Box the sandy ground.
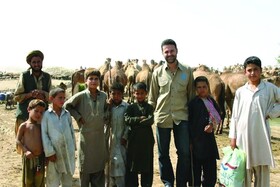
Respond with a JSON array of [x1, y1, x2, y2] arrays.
[[0, 79, 279, 186]]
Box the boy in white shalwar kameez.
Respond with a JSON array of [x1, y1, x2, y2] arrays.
[[42, 87, 76, 187], [229, 56, 280, 187], [106, 82, 129, 187]]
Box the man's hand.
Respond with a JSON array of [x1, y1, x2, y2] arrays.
[[31, 90, 46, 100]]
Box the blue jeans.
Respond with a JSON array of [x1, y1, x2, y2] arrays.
[[156, 121, 191, 187]]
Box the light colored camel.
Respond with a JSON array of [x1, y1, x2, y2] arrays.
[[220, 71, 248, 127], [71, 69, 85, 96], [103, 61, 127, 96]]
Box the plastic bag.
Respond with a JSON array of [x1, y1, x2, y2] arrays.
[[219, 146, 246, 187]]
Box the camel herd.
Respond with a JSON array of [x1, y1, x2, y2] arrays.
[[71, 59, 280, 134]]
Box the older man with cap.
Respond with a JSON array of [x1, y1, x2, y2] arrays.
[[14, 50, 52, 153]]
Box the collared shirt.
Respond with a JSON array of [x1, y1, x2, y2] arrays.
[[148, 61, 195, 128], [14, 69, 52, 103], [41, 107, 76, 174]]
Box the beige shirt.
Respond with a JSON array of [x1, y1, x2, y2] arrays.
[[14, 69, 52, 103], [148, 61, 195, 128]]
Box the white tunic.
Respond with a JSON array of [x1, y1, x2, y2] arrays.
[[229, 81, 280, 169], [41, 107, 76, 174], [109, 101, 129, 177]]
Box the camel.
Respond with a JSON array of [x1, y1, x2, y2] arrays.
[[263, 75, 280, 87], [103, 61, 127, 96], [193, 66, 226, 134], [136, 62, 152, 92], [99, 58, 112, 91], [152, 60, 164, 72], [71, 69, 85, 96], [149, 59, 157, 72], [220, 71, 248, 127], [125, 63, 139, 103]]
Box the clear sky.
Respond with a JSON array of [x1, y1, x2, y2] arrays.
[[0, 0, 280, 72]]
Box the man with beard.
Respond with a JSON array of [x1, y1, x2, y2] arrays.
[[148, 39, 195, 187], [14, 50, 52, 153]]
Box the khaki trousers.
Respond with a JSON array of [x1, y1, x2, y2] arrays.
[[245, 165, 270, 187]]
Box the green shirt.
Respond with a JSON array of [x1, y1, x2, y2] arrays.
[[148, 61, 195, 128], [64, 89, 109, 173]]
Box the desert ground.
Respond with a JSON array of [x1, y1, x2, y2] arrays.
[[0, 79, 279, 187]]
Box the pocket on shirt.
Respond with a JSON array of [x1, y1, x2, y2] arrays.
[[177, 79, 188, 92], [158, 77, 169, 94]]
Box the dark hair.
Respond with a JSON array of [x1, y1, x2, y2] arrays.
[[194, 76, 210, 88], [244, 56, 262, 69], [133, 82, 147, 92], [28, 99, 46, 110], [161, 39, 177, 51], [110, 82, 124, 93], [49, 87, 65, 98], [84, 68, 101, 79]]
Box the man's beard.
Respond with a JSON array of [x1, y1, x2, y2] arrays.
[[165, 55, 177, 64], [31, 67, 42, 73]]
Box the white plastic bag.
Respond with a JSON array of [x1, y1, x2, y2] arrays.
[[219, 146, 246, 187]]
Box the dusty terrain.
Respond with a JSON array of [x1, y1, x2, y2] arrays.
[[0, 79, 279, 186]]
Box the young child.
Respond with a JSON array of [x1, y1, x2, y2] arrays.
[[229, 56, 280, 187], [16, 99, 46, 187], [106, 82, 129, 187], [124, 82, 154, 187], [41, 87, 76, 187], [188, 76, 221, 187], [64, 68, 109, 187]]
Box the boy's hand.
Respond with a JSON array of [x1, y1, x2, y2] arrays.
[[47, 154, 57, 162], [79, 117, 85, 125], [140, 116, 146, 122], [204, 124, 213, 133], [230, 139, 237, 150], [121, 138, 127, 147], [107, 98, 113, 106], [25, 150, 34, 159]]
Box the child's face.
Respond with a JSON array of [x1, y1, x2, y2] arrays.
[[195, 81, 209, 98], [51, 92, 66, 108], [244, 63, 262, 84], [110, 90, 123, 105], [86, 75, 99, 89], [28, 105, 45, 123], [134, 89, 147, 103]]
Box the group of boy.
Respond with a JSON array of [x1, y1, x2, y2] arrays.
[[14, 50, 155, 187], [14, 38, 280, 187]]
